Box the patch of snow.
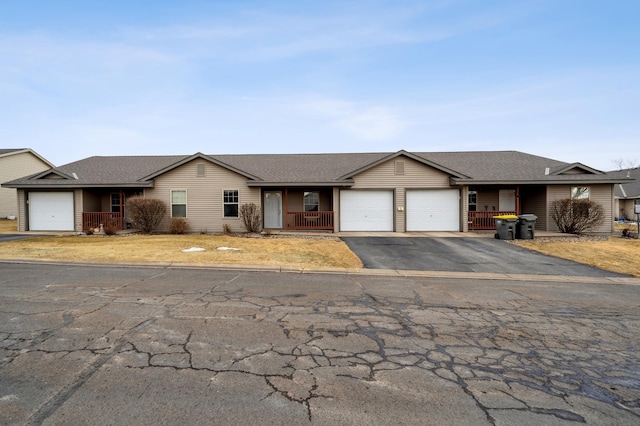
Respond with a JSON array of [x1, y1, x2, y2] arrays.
[[217, 246, 241, 251], [182, 247, 206, 253]]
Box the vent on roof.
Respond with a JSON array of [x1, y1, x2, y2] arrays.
[[395, 160, 405, 175], [72, 172, 78, 179], [544, 167, 550, 175]]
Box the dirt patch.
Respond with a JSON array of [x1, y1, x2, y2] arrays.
[[0, 233, 363, 269]]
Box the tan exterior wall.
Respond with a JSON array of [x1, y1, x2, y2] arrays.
[[145, 160, 260, 233], [476, 191, 500, 214], [0, 152, 52, 218], [618, 199, 638, 220], [17, 190, 26, 232], [520, 186, 547, 230], [341, 156, 454, 232], [546, 184, 614, 233], [74, 190, 82, 232]]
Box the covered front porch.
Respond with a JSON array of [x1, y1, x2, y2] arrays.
[[263, 188, 335, 231], [81, 189, 141, 231], [467, 185, 545, 230]]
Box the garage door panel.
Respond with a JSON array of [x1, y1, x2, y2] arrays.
[[407, 190, 459, 231], [29, 192, 74, 231], [340, 190, 393, 232]]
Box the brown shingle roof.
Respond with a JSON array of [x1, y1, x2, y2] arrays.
[[3, 150, 631, 188]]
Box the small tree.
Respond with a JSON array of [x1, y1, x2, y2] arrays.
[[239, 203, 262, 233], [125, 196, 167, 234], [550, 198, 605, 234]]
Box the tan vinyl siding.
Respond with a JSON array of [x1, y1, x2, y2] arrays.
[[0, 152, 52, 217], [476, 191, 500, 213], [145, 160, 260, 233], [520, 186, 547, 230], [17, 190, 26, 231], [347, 156, 454, 232], [546, 185, 614, 233], [74, 190, 82, 232]]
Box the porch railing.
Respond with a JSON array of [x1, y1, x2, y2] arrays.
[[468, 211, 517, 230], [82, 212, 123, 231], [286, 211, 334, 230]]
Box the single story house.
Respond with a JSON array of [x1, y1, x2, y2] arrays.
[[0, 148, 55, 219], [608, 167, 640, 221], [2, 150, 632, 234]]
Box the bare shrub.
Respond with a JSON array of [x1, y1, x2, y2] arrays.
[[550, 198, 605, 234], [239, 203, 262, 233], [222, 223, 232, 235], [169, 217, 189, 234], [103, 224, 118, 236], [125, 196, 167, 234]]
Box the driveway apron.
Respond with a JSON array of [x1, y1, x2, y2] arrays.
[[341, 237, 627, 277]]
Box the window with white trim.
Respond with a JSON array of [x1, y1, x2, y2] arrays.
[[171, 190, 187, 217], [571, 187, 589, 200], [223, 190, 239, 217], [304, 191, 319, 212]]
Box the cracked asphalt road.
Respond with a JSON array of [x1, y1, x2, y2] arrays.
[[1, 263, 639, 425]]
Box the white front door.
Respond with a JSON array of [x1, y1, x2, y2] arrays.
[[499, 189, 516, 211], [264, 191, 282, 228]]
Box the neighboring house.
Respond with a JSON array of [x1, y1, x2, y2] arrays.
[[0, 149, 54, 219], [2, 150, 632, 234], [608, 167, 640, 221]]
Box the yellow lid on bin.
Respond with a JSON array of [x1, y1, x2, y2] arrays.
[[493, 215, 518, 219]]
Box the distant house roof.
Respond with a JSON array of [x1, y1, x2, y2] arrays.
[[608, 167, 640, 199], [0, 148, 55, 168], [2, 150, 633, 189]]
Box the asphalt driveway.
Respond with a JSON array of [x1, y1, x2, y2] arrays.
[[341, 237, 627, 277]]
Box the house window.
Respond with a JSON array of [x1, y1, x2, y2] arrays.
[[196, 163, 205, 177], [468, 190, 477, 212], [223, 190, 239, 217], [571, 187, 590, 200], [171, 190, 187, 217], [111, 193, 123, 213], [304, 192, 319, 211]]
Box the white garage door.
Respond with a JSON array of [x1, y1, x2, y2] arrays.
[[29, 192, 74, 231], [406, 189, 460, 231], [340, 190, 394, 232]]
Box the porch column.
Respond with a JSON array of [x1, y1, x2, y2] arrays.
[[284, 188, 288, 230], [119, 190, 124, 229], [516, 186, 520, 215]]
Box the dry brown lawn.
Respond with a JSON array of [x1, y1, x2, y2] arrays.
[[514, 236, 640, 278], [0, 234, 363, 270], [0, 219, 17, 233]]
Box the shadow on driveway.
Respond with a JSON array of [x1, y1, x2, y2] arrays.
[[341, 237, 627, 277]]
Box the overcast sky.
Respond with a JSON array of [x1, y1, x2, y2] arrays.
[[1, 1, 638, 171]]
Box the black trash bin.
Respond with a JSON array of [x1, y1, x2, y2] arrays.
[[516, 214, 537, 239], [494, 215, 518, 240]]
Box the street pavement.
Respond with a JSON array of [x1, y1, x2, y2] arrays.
[[1, 262, 639, 425]]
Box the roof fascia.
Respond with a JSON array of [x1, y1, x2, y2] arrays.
[[2, 182, 155, 189], [338, 150, 468, 180], [0, 149, 55, 167], [550, 162, 603, 175], [30, 169, 75, 180], [247, 180, 354, 188], [140, 152, 262, 182], [451, 177, 634, 186]]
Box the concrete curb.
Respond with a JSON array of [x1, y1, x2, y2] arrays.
[[1, 258, 639, 285]]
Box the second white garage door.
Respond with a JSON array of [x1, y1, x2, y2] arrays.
[[406, 189, 460, 231], [340, 190, 394, 232], [29, 192, 75, 231]]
